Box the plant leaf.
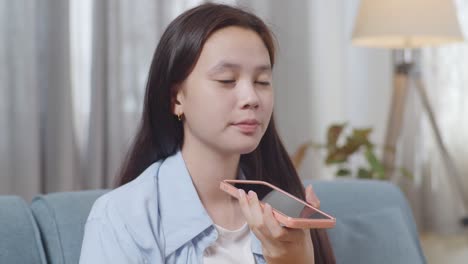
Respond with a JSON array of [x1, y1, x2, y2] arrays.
[[364, 146, 386, 179], [339, 128, 371, 155], [354, 128, 373, 147], [353, 128, 372, 141], [341, 137, 363, 155], [357, 168, 372, 179], [325, 149, 349, 164], [327, 124, 346, 149], [336, 168, 351, 176]]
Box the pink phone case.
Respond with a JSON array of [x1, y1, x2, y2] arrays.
[[220, 179, 336, 229]]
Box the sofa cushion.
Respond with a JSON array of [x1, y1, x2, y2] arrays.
[[0, 196, 46, 264], [327, 207, 423, 264], [31, 189, 108, 264], [307, 179, 426, 262]]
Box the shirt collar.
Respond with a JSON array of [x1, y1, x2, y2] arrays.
[[157, 150, 263, 257], [250, 231, 263, 256]]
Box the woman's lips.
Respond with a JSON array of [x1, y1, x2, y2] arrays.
[[235, 124, 258, 132], [232, 121, 259, 134]]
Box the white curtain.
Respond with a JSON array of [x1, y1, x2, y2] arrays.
[[420, 0, 468, 234], [0, 0, 204, 201], [0, 0, 42, 202], [0, 0, 74, 202]]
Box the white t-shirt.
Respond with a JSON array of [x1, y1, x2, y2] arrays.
[[203, 222, 257, 264]]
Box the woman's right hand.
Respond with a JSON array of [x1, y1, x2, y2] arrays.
[[237, 189, 315, 264]]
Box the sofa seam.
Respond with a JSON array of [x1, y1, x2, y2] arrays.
[[17, 198, 48, 264], [32, 196, 67, 264]]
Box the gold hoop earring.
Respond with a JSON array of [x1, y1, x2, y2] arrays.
[[177, 113, 183, 121]]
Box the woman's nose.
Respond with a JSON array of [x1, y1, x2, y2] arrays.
[[239, 81, 260, 110]]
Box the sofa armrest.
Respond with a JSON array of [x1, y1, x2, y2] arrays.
[[31, 190, 108, 264], [306, 179, 426, 263], [0, 196, 46, 264]]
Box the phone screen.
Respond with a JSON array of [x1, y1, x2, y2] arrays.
[[233, 183, 329, 219]]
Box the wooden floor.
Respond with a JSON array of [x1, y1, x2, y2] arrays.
[[420, 232, 468, 263]]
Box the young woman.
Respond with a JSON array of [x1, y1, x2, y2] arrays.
[[79, 3, 335, 264]]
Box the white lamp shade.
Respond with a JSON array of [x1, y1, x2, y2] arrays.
[[352, 0, 464, 48]]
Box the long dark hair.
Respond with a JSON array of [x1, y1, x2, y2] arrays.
[[116, 3, 335, 263]]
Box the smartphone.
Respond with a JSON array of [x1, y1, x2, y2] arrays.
[[220, 179, 336, 229]]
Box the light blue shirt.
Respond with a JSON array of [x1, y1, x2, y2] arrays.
[[79, 150, 265, 264]]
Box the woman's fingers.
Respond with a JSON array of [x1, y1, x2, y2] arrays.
[[263, 203, 306, 242], [238, 189, 253, 220], [247, 191, 263, 223], [237, 190, 272, 244], [305, 184, 320, 208], [238, 190, 267, 231], [263, 203, 287, 239], [238, 189, 307, 246], [239, 190, 280, 239], [238, 189, 314, 262], [247, 191, 273, 236]]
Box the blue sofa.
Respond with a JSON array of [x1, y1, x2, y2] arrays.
[[0, 180, 426, 263]]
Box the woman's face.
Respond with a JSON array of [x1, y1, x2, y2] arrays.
[[174, 26, 274, 155]]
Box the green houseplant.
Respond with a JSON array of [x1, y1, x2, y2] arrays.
[[292, 123, 412, 180]]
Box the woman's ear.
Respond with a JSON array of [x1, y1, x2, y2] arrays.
[[171, 85, 184, 116]]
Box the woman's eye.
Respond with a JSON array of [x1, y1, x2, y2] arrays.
[[256, 81, 271, 86], [217, 80, 236, 84]]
